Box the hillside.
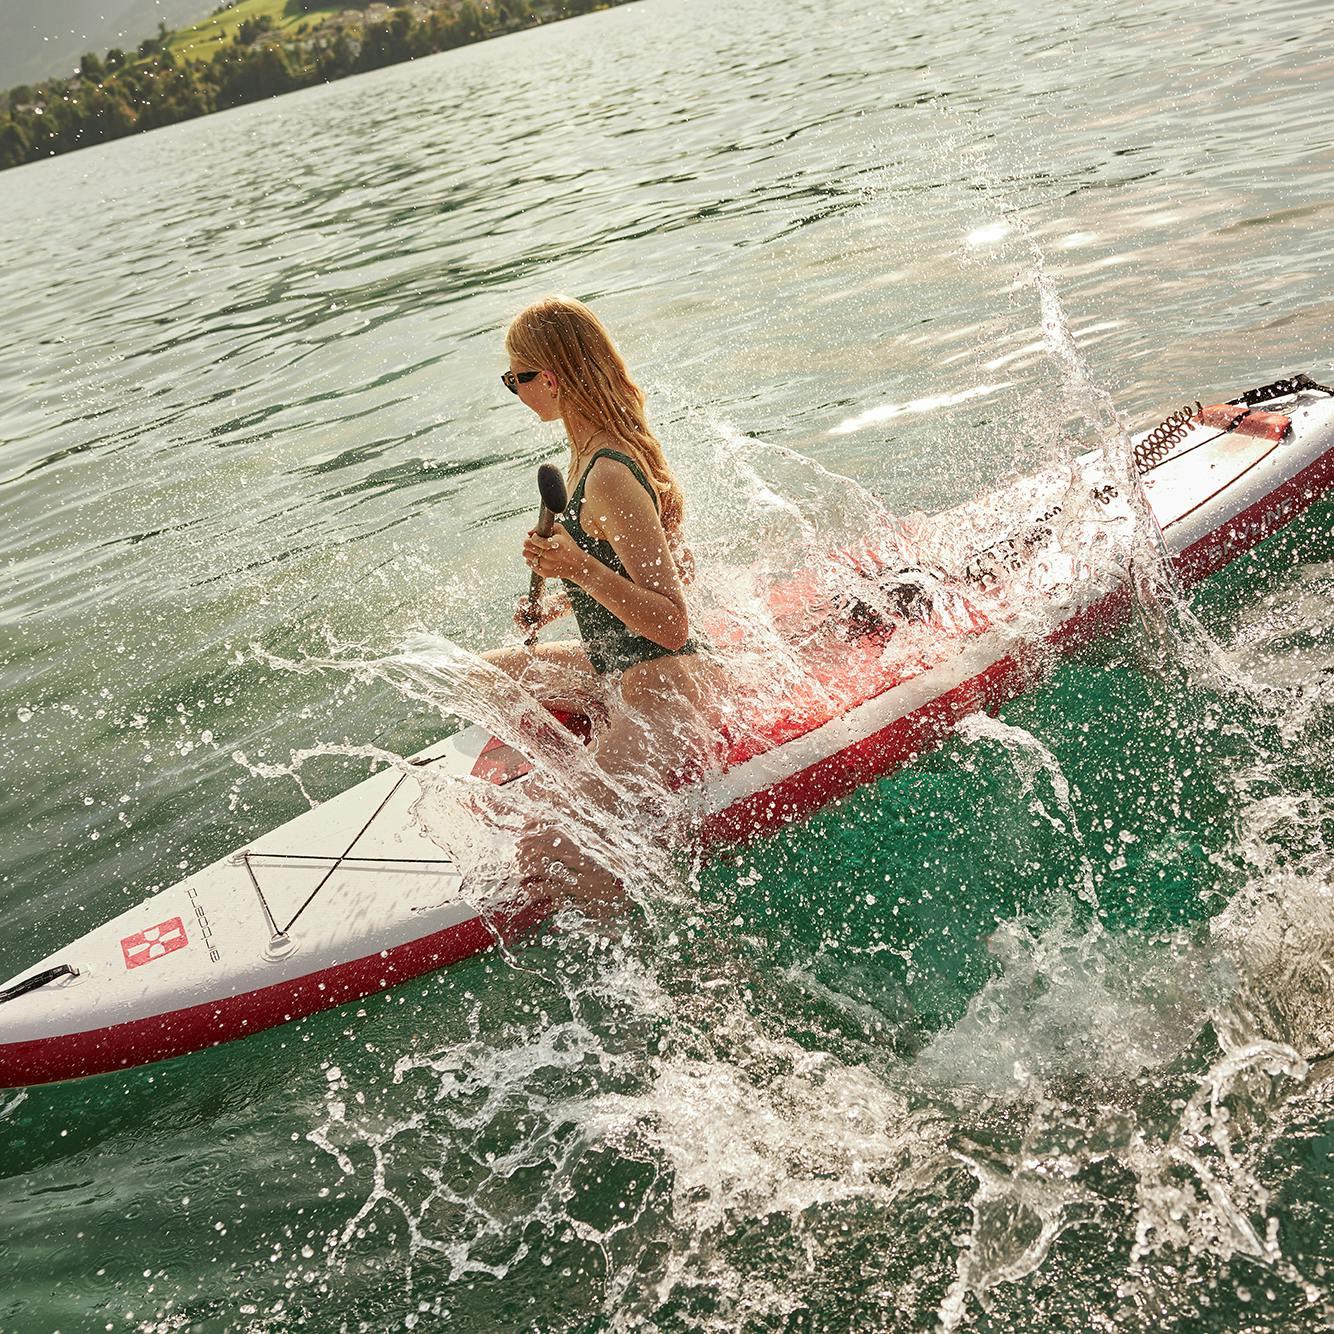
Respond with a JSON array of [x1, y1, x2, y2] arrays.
[[0, 1, 625, 172], [165, 1, 351, 64]]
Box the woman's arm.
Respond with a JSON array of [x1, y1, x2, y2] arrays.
[[523, 458, 691, 651]]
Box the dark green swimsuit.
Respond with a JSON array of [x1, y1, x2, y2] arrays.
[[560, 448, 700, 676]]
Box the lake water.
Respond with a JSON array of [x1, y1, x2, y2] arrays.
[[3, 0, 1334, 1329]]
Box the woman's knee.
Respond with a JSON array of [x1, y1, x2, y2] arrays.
[[482, 645, 529, 678]]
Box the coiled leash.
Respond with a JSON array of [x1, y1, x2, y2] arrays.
[[1133, 371, 1334, 476]]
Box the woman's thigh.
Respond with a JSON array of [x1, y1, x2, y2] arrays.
[[518, 659, 717, 880], [483, 638, 596, 680], [593, 660, 721, 795], [613, 656, 723, 770], [482, 639, 607, 722]]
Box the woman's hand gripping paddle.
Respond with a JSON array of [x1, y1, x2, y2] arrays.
[[524, 463, 569, 646]]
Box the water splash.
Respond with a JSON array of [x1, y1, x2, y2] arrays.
[[956, 712, 1081, 842], [240, 630, 698, 924]]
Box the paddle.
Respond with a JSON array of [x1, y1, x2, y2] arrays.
[[524, 462, 569, 646]]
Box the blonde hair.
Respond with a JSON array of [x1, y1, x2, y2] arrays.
[[505, 295, 685, 541]]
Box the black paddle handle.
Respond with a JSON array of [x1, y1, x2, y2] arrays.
[[524, 464, 568, 646]]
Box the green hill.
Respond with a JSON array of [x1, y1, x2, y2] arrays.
[[166, 1, 348, 64], [0, 0, 625, 172]]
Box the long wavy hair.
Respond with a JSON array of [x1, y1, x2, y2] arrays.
[[505, 296, 685, 546]]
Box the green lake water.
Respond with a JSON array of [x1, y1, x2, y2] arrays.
[[3, 0, 1334, 1328]]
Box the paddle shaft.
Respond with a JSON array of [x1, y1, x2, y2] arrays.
[[524, 504, 559, 646]]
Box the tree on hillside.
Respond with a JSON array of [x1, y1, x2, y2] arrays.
[[236, 15, 276, 45], [316, 30, 357, 81], [84, 88, 137, 139], [28, 96, 80, 155], [0, 118, 31, 170], [457, 1, 486, 40], [137, 65, 211, 129], [358, 8, 421, 69], [213, 41, 299, 109]]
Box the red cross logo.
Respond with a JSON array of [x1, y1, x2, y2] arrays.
[[121, 917, 188, 969]]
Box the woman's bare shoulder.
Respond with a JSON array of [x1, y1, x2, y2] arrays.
[[583, 453, 656, 510]]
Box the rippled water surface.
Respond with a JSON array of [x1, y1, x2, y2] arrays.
[[3, 0, 1334, 1329]]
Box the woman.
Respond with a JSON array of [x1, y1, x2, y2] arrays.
[[484, 296, 718, 907]]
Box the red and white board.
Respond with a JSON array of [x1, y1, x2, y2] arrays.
[[3, 381, 1333, 1087]]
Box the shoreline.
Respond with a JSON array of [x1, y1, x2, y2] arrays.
[[0, 0, 640, 173]]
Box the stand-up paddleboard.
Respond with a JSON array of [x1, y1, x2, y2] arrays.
[[4, 375, 1333, 1088]]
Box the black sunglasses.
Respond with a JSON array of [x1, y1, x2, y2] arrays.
[[502, 369, 540, 394]]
